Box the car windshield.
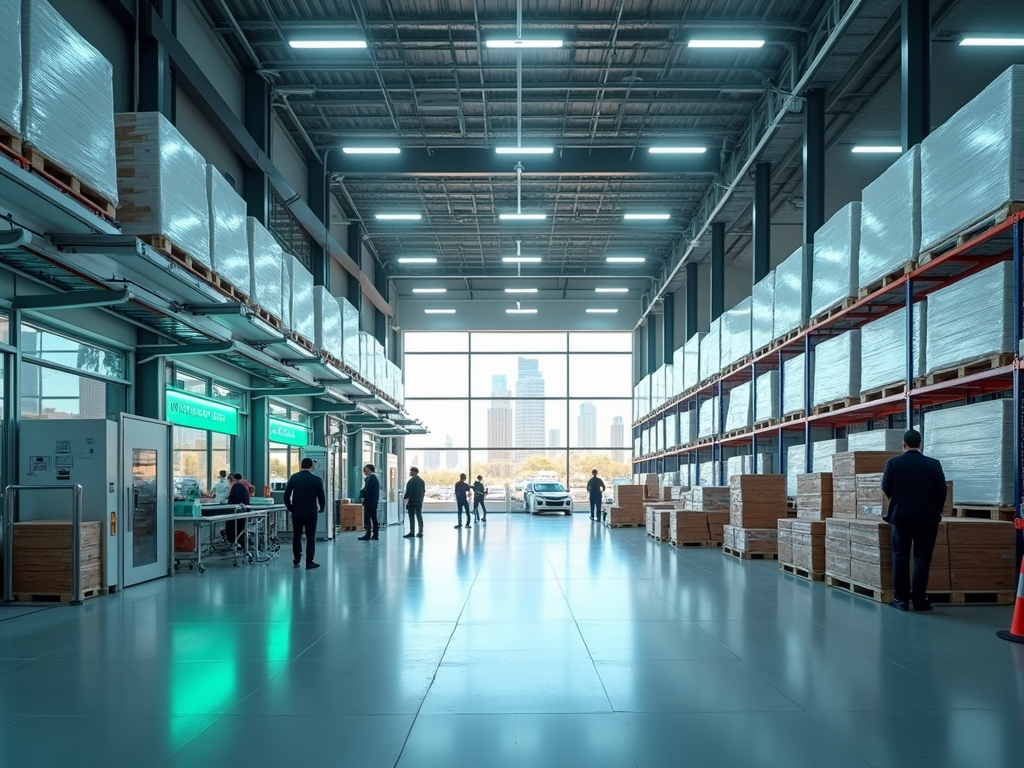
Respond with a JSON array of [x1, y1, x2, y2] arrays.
[[534, 483, 566, 492]]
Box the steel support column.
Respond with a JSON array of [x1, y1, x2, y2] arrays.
[[347, 223, 364, 313], [905, 279, 915, 425], [753, 162, 772, 283], [646, 320, 657, 376], [373, 262, 388, 346], [135, 329, 165, 420], [137, 1, 175, 119], [308, 157, 329, 288], [243, 69, 271, 224], [663, 292, 675, 361], [250, 396, 268, 496], [902, 0, 931, 150], [685, 263, 699, 340], [633, 328, 643, 385], [804, 89, 826, 246], [710, 222, 725, 322]]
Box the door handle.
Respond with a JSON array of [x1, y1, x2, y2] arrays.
[[125, 487, 132, 533]]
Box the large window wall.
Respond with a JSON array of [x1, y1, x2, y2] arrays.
[[403, 332, 633, 504]]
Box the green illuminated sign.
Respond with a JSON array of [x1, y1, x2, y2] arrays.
[[166, 389, 239, 435], [269, 417, 309, 447]]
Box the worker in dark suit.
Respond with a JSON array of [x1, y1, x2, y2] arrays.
[[357, 464, 381, 541], [284, 457, 326, 570], [225, 473, 251, 549], [403, 466, 426, 539], [587, 470, 606, 521], [881, 429, 947, 612]]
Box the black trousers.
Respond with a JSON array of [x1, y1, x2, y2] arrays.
[[890, 517, 940, 604], [473, 496, 487, 516], [407, 504, 423, 533], [590, 495, 603, 517], [292, 512, 317, 564], [363, 503, 380, 536], [456, 499, 471, 525]]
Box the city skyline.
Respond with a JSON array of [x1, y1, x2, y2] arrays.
[[611, 416, 626, 464], [577, 401, 597, 448], [487, 374, 513, 465], [514, 357, 545, 462]]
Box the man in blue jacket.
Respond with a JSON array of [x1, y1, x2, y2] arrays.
[[284, 457, 326, 569], [881, 429, 947, 612], [357, 464, 381, 541]]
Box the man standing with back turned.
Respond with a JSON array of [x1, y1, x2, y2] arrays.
[[403, 466, 425, 539], [284, 457, 326, 570], [587, 469, 606, 521], [358, 464, 381, 541], [881, 429, 947, 612]]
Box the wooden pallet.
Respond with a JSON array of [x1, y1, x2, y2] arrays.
[[950, 504, 1016, 522], [671, 540, 718, 548], [775, 325, 805, 345], [0, 123, 21, 155], [825, 575, 1013, 605], [139, 234, 213, 281], [24, 147, 117, 218], [696, 437, 714, 446], [252, 305, 283, 331], [721, 428, 751, 440], [209, 273, 250, 305], [723, 546, 778, 561], [780, 562, 825, 581], [13, 587, 107, 603], [722, 356, 753, 375], [289, 332, 316, 354], [919, 353, 1014, 387], [920, 202, 1024, 264], [753, 419, 779, 431], [781, 411, 804, 424], [810, 297, 857, 327], [825, 575, 893, 602], [858, 383, 906, 404], [337, 525, 359, 532], [606, 522, 645, 529], [811, 398, 856, 415], [857, 261, 916, 299]]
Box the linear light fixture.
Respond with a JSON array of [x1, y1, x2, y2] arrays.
[[586, 308, 619, 314], [412, 288, 447, 293], [606, 257, 646, 263], [376, 213, 422, 220], [648, 147, 707, 154], [342, 146, 401, 154], [506, 308, 539, 314], [502, 256, 542, 263], [424, 309, 456, 314], [624, 213, 670, 220], [687, 39, 765, 49], [499, 213, 547, 220], [595, 287, 629, 293], [959, 37, 1024, 46], [397, 257, 437, 264], [495, 146, 554, 154], [486, 39, 563, 49], [504, 288, 538, 293], [289, 40, 367, 49], [851, 146, 902, 154]]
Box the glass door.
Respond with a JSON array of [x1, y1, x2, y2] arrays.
[[122, 416, 171, 586]]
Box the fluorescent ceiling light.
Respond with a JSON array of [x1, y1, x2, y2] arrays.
[[499, 213, 547, 220], [412, 288, 447, 293], [376, 213, 422, 220], [595, 287, 629, 293], [687, 39, 765, 49], [851, 146, 902, 154], [486, 39, 563, 49], [586, 308, 619, 314], [289, 40, 367, 49], [424, 309, 456, 314], [506, 308, 539, 314], [502, 256, 542, 263], [495, 146, 554, 154], [342, 147, 401, 154], [397, 257, 437, 264], [959, 37, 1024, 46], [624, 213, 670, 220], [648, 147, 707, 154], [606, 257, 646, 263], [504, 288, 538, 293]]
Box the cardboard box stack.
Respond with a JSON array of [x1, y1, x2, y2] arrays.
[[641, 474, 661, 500], [726, 475, 787, 556], [12, 521, 102, 597], [607, 485, 646, 526], [724, 525, 778, 554], [831, 452, 897, 518], [796, 473, 833, 519], [947, 520, 1015, 591], [645, 504, 674, 540], [779, 519, 826, 575], [340, 502, 362, 530], [670, 509, 711, 545], [825, 519, 852, 578]]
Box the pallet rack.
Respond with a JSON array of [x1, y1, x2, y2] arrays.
[[632, 209, 1024, 562]]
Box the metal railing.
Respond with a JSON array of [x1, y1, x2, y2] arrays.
[[3, 485, 85, 606]]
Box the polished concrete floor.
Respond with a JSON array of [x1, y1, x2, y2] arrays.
[[1, 513, 1023, 768]]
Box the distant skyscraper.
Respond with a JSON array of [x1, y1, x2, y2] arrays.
[[515, 357, 545, 461], [444, 434, 458, 469], [547, 428, 561, 459], [577, 402, 597, 448], [424, 450, 441, 471], [487, 374, 514, 464], [611, 416, 627, 464]]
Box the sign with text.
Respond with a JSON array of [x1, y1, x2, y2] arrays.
[[166, 389, 239, 435], [268, 417, 310, 447]]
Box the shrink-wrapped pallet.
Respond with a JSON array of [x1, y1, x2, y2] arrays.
[[811, 202, 861, 318], [721, 297, 752, 368], [206, 165, 249, 293], [811, 439, 848, 473], [698, 461, 720, 487], [680, 407, 696, 445], [859, 146, 921, 289], [115, 113, 208, 261], [920, 65, 1024, 252], [924, 262, 1013, 374], [699, 319, 721, 383], [925, 399, 1014, 506], [812, 330, 860, 406], [787, 443, 806, 497], [774, 246, 807, 339], [726, 454, 771, 478], [684, 332, 704, 391], [23, 0, 118, 205], [754, 370, 779, 423], [672, 346, 684, 397], [285, 256, 316, 343], [698, 394, 728, 439], [314, 286, 343, 358], [751, 270, 775, 352], [664, 413, 679, 449], [340, 297, 360, 369], [247, 218, 284, 319], [0, 0, 21, 137], [357, 331, 371, 380], [860, 303, 925, 393], [724, 381, 752, 432], [782, 352, 810, 415], [653, 419, 663, 454], [847, 429, 906, 452]]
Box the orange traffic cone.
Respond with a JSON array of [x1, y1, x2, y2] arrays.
[[997, 545, 1024, 643]]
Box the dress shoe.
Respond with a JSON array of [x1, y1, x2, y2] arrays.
[[913, 601, 933, 612], [306, 562, 320, 570], [416, 532, 423, 537], [357, 534, 371, 541], [466, 524, 471, 529], [481, 517, 487, 522], [370, 535, 379, 540], [403, 532, 415, 539], [454, 524, 462, 529], [293, 558, 301, 568], [890, 599, 910, 612]]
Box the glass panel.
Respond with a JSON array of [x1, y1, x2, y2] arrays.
[[401, 449, 470, 498], [211, 432, 231, 486], [173, 425, 209, 496], [0, 311, 9, 345], [403, 399, 469, 448], [470, 354, 567, 398], [568, 399, 633, 449], [211, 384, 244, 408], [471, 332, 567, 352], [173, 371, 207, 395], [569, 332, 632, 352], [269, 447, 289, 486], [20, 362, 110, 419], [132, 448, 159, 568], [404, 332, 469, 353], [568, 450, 633, 498], [403, 354, 469, 398], [268, 402, 288, 417], [0, 356, 4, 492], [21, 323, 126, 379], [470, 399, 567, 449], [568, 354, 633, 397]]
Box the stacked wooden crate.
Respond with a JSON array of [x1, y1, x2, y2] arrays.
[[724, 475, 787, 559], [779, 520, 827, 579], [831, 452, 897, 518], [947, 520, 1016, 592], [645, 503, 674, 540], [606, 485, 646, 527], [796, 473, 833, 519], [12, 521, 103, 601], [339, 502, 362, 531]]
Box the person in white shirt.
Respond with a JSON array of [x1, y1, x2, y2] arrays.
[[212, 470, 231, 503]]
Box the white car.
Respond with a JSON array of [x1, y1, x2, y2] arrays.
[[524, 481, 573, 515]]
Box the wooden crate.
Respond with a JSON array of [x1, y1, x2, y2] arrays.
[[12, 521, 103, 596]]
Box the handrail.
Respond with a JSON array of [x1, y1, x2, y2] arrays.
[[3, 485, 85, 606]]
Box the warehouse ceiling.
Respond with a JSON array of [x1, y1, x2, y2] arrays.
[[198, 0, 1021, 315]]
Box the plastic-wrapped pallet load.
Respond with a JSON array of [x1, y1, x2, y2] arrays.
[[860, 303, 925, 393], [724, 381, 752, 432], [672, 347, 684, 397], [286, 257, 316, 343], [680, 407, 696, 445], [698, 395, 728, 439], [925, 399, 1013, 506], [925, 262, 1013, 374], [684, 333, 704, 391], [810, 202, 861, 319], [23, 0, 118, 206], [782, 352, 811, 415], [846, 429, 906, 452], [115, 113, 208, 261], [699, 318, 721, 383], [774, 246, 807, 340], [812, 330, 861, 406], [754, 370, 779, 423], [859, 146, 921, 290], [751, 270, 775, 352], [726, 454, 771, 478], [698, 461, 720, 487], [720, 297, 752, 368], [340, 298, 360, 369], [664, 413, 679, 449], [786, 444, 805, 496], [314, 286, 343, 359], [0, 0, 21, 137], [246, 218, 284, 320], [374, 342, 386, 390], [206, 165, 249, 293], [811, 439, 848, 473], [920, 65, 1024, 253], [358, 332, 373, 380]]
